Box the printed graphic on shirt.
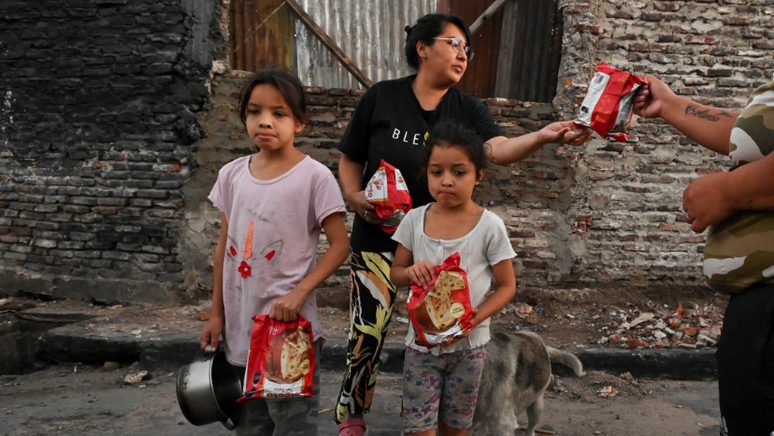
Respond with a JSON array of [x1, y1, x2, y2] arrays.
[[227, 235, 239, 260], [262, 239, 284, 261], [392, 128, 425, 146], [243, 221, 254, 259], [238, 260, 252, 278]]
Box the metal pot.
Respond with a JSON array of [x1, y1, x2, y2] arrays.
[[176, 350, 242, 429]]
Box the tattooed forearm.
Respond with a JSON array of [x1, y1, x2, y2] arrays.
[[744, 199, 774, 211], [685, 104, 734, 122], [484, 141, 493, 159]]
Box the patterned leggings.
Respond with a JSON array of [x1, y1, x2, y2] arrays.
[[335, 250, 396, 424]]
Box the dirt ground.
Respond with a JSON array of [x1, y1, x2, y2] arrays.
[[0, 363, 720, 436], [319, 285, 727, 350], [2, 284, 727, 351]]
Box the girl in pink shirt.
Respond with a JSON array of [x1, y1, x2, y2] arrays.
[[201, 67, 349, 436]]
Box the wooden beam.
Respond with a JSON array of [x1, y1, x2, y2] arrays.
[[283, 0, 374, 88], [469, 0, 509, 34]]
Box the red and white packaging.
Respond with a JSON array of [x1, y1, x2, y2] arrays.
[[408, 252, 474, 348], [365, 159, 412, 234], [239, 315, 315, 401], [575, 63, 648, 142]]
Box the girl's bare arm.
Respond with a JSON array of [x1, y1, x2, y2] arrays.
[[471, 259, 516, 326], [200, 213, 228, 351], [270, 212, 350, 321]]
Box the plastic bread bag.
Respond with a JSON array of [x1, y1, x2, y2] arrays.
[[365, 159, 412, 233], [239, 315, 315, 401], [575, 63, 648, 142], [407, 252, 474, 348]]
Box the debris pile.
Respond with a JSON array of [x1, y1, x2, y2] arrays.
[[593, 303, 722, 349], [500, 300, 724, 349]]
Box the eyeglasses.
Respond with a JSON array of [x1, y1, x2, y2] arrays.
[[433, 36, 473, 60]]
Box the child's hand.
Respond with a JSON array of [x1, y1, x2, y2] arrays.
[[406, 260, 436, 288], [200, 316, 224, 352], [439, 308, 479, 346], [269, 290, 305, 322], [470, 308, 481, 327]]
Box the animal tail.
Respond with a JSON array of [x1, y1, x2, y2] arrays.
[[547, 347, 583, 377]]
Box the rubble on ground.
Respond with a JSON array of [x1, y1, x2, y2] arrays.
[[500, 300, 723, 350]]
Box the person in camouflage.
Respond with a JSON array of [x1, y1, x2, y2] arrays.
[[634, 75, 774, 436]]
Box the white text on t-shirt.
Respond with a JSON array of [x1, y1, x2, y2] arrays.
[[392, 128, 423, 146]]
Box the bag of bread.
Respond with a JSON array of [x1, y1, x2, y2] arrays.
[[407, 252, 474, 348], [239, 315, 315, 401], [365, 160, 412, 234], [574, 63, 648, 142]]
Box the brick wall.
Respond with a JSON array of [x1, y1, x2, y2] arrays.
[[542, 0, 772, 295], [0, 0, 223, 303], [186, 1, 773, 301], [2, 0, 770, 304]]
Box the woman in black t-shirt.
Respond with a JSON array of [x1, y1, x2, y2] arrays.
[[334, 14, 590, 435]]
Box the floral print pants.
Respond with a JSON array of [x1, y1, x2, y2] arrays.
[[402, 345, 487, 433], [335, 250, 396, 424]]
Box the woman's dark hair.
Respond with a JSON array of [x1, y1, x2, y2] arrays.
[[404, 14, 473, 70], [422, 120, 490, 174], [237, 66, 310, 126]]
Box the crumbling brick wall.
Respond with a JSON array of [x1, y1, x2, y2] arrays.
[[547, 0, 773, 295], [0, 0, 224, 303], [186, 1, 773, 300], [2, 0, 771, 304]]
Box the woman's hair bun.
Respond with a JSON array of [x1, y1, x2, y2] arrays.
[[404, 25, 412, 34]]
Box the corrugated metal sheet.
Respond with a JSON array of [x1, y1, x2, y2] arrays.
[[498, 0, 563, 102], [446, 0, 503, 98], [230, 0, 295, 72], [294, 0, 437, 89]]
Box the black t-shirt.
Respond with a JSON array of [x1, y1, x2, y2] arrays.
[[337, 75, 504, 253]]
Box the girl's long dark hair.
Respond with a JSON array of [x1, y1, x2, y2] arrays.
[[237, 66, 310, 126]]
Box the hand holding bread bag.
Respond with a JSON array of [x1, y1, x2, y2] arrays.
[[575, 63, 648, 142], [365, 159, 412, 233], [408, 252, 474, 348], [239, 315, 315, 401]]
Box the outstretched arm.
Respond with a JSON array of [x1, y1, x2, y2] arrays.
[[633, 75, 739, 155], [486, 121, 591, 166]]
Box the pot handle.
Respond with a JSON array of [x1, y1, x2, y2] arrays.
[[221, 417, 237, 431]]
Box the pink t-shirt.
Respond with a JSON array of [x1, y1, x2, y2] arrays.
[[208, 155, 346, 366]]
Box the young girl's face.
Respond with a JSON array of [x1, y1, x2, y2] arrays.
[[244, 84, 306, 153], [426, 144, 484, 208]]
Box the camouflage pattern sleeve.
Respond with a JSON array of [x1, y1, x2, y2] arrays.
[[704, 78, 774, 293]]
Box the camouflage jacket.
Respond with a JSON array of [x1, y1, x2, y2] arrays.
[[704, 78, 774, 293]]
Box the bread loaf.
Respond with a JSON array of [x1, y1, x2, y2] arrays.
[[265, 327, 311, 384], [413, 270, 466, 335]]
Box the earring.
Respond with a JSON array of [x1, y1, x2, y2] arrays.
[[422, 55, 427, 60]]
